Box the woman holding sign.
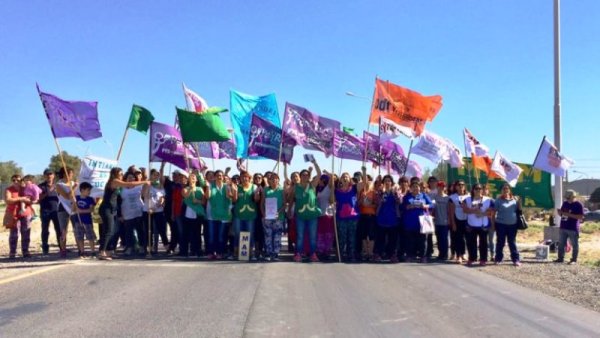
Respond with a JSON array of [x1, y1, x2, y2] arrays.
[[293, 159, 322, 263], [261, 173, 285, 261]]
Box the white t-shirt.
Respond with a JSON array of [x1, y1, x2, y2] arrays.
[[465, 196, 493, 227], [449, 193, 469, 221], [57, 181, 74, 215], [142, 186, 165, 213], [121, 186, 143, 221]]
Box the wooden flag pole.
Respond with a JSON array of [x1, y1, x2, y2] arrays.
[[331, 155, 341, 263], [115, 125, 130, 163], [37, 85, 84, 254]]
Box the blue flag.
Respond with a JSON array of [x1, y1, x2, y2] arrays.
[[230, 90, 280, 158]]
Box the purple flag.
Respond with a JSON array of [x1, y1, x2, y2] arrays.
[[333, 129, 365, 161], [215, 139, 236, 159], [248, 114, 295, 163], [196, 142, 217, 159], [37, 85, 102, 141], [363, 131, 385, 166], [150, 122, 204, 170], [283, 103, 340, 156], [383, 141, 408, 174]]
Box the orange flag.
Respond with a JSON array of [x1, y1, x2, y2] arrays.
[[369, 78, 442, 136], [472, 154, 501, 178]]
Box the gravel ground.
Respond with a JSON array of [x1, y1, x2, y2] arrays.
[[477, 250, 600, 313]]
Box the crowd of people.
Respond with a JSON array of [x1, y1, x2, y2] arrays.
[[2, 158, 585, 265]]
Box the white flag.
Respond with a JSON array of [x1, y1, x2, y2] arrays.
[[411, 130, 448, 164], [79, 155, 118, 198], [491, 151, 523, 187], [406, 160, 423, 178], [533, 137, 574, 177], [183, 83, 209, 113], [464, 128, 489, 157], [380, 116, 416, 141], [443, 138, 464, 168]]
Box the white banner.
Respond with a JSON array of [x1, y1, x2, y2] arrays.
[[464, 128, 489, 157], [79, 155, 118, 198]]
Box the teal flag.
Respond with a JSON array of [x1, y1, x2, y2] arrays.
[[447, 158, 554, 209], [230, 90, 280, 158]]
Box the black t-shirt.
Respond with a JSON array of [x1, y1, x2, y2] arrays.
[[38, 181, 59, 212]]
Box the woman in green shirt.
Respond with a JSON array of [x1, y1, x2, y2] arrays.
[[181, 173, 206, 257], [205, 170, 234, 259], [261, 173, 286, 261], [233, 170, 261, 260], [293, 159, 322, 262]]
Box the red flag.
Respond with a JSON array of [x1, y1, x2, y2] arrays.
[[369, 78, 442, 136]]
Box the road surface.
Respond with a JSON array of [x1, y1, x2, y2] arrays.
[[0, 258, 599, 337]]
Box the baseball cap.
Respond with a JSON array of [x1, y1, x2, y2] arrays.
[[43, 168, 54, 175]]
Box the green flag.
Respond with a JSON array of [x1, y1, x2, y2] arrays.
[[128, 104, 155, 134], [176, 107, 230, 142], [343, 126, 355, 135]]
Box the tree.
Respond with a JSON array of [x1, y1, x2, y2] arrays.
[[0, 161, 23, 184], [48, 151, 81, 176], [431, 161, 448, 184], [590, 187, 600, 204]]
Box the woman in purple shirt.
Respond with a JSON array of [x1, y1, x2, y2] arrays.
[[335, 172, 360, 262]]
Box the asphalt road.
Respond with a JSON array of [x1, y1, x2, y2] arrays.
[[0, 259, 599, 337]]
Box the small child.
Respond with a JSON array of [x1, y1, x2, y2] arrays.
[[20, 175, 42, 220], [74, 182, 97, 258]]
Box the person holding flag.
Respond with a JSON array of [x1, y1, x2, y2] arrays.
[[292, 159, 323, 263]]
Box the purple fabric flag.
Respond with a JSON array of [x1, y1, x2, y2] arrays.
[[333, 129, 365, 161], [383, 141, 408, 175], [150, 122, 204, 170], [248, 114, 295, 163], [215, 139, 237, 159], [406, 160, 423, 178], [283, 103, 340, 156], [196, 142, 217, 159], [363, 131, 385, 165], [37, 85, 102, 141]]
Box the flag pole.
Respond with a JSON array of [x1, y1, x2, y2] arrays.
[[116, 125, 130, 163], [401, 138, 414, 177], [331, 154, 341, 263], [361, 76, 379, 166], [462, 130, 474, 187], [553, 0, 563, 227]]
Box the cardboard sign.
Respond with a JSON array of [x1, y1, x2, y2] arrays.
[[238, 231, 251, 261]]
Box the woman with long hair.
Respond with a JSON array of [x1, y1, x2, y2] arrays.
[[462, 183, 494, 266], [120, 171, 147, 256], [261, 173, 285, 261], [98, 167, 148, 260], [4, 174, 34, 258], [448, 180, 469, 264], [335, 172, 360, 262], [316, 173, 335, 260], [205, 170, 234, 259], [142, 167, 168, 254], [494, 183, 521, 266], [181, 172, 207, 257]]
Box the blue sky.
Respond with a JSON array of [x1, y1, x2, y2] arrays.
[[1, 0, 598, 180]]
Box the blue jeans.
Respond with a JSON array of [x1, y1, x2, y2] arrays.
[[296, 218, 318, 255], [435, 225, 449, 259], [207, 220, 230, 255], [234, 218, 255, 250], [40, 210, 61, 254], [558, 228, 579, 262], [495, 222, 519, 262]]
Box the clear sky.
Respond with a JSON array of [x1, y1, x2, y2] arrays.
[[1, 0, 598, 180]]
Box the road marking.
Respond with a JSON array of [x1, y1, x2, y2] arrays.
[[0, 263, 73, 286]]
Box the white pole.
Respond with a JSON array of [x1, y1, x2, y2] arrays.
[[553, 0, 562, 226]]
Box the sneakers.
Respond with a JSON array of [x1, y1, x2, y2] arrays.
[[293, 253, 302, 262], [466, 260, 474, 267], [310, 253, 319, 262], [513, 261, 521, 267], [479, 260, 487, 266], [568, 260, 577, 265], [553, 258, 564, 263]]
